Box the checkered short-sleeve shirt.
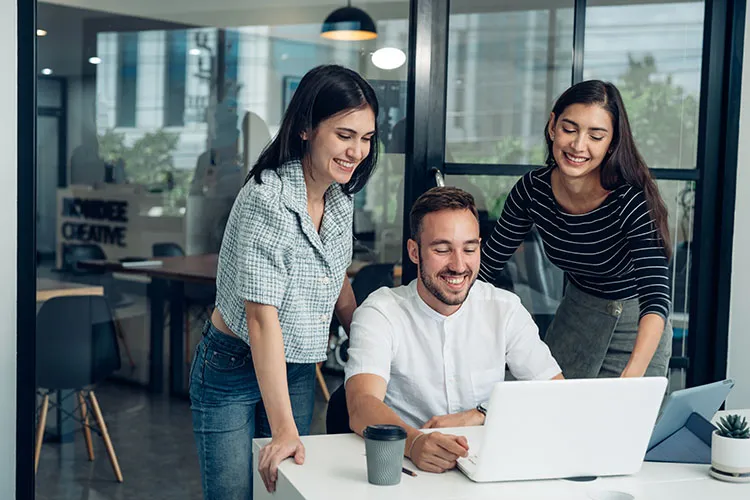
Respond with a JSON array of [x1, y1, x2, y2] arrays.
[[214, 160, 353, 363]]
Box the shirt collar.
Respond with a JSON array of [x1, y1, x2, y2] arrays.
[[278, 159, 352, 249]]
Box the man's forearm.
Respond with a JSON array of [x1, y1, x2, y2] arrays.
[[348, 393, 422, 457]]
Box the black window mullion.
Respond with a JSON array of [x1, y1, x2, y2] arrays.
[[572, 0, 586, 84], [402, 0, 450, 284], [687, 0, 744, 388]]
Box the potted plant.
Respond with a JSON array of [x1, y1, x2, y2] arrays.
[[710, 414, 750, 483]]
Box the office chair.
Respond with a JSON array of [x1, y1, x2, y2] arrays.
[[60, 243, 136, 368], [326, 384, 352, 435], [35, 295, 124, 482], [328, 263, 396, 372]]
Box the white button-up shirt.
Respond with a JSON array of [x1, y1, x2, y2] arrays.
[[345, 280, 561, 428]]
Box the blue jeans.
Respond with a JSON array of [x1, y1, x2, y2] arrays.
[[190, 320, 316, 500]]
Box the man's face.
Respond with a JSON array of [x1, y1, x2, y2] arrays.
[[407, 208, 481, 316]]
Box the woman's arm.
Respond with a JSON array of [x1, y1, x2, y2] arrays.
[[621, 189, 671, 377], [621, 313, 666, 377], [334, 276, 357, 335], [479, 174, 535, 286], [246, 301, 304, 493]]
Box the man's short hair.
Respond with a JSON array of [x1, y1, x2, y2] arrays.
[[409, 187, 480, 242]]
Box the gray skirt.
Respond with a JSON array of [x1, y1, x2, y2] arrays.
[[543, 283, 672, 379]]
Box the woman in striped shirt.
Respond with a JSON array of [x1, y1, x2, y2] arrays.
[[480, 80, 673, 379]]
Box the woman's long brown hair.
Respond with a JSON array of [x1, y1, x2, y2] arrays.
[[544, 80, 672, 260]]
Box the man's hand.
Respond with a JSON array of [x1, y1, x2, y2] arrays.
[[409, 432, 470, 473], [423, 409, 484, 429]]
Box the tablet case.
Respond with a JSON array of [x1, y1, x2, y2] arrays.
[[645, 412, 716, 464]]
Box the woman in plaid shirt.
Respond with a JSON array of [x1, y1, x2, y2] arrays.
[[189, 65, 380, 499]]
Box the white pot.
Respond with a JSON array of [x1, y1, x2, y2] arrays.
[[710, 430, 750, 483]]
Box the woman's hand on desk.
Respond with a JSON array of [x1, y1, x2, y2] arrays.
[[257, 430, 305, 493], [423, 409, 485, 429], [409, 432, 469, 473]]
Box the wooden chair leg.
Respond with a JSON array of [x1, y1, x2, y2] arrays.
[[35, 394, 50, 474], [315, 364, 330, 402], [87, 391, 124, 483], [78, 392, 95, 461]]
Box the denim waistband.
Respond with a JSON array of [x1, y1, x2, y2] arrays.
[[202, 320, 251, 358]]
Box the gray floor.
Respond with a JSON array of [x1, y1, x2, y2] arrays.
[[35, 373, 344, 500]]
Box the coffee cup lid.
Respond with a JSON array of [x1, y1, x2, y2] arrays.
[[363, 424, 407, 441]]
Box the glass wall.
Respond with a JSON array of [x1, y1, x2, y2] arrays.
[[444, 0, 704, 390], [446, 2, 574, 164], [34, 1, 410, 495], [585, 1, 704, 171]]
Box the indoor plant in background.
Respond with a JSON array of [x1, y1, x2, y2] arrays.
[[711, 414, 750, 483]]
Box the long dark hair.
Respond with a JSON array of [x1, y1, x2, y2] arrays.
[[544, 80, 672, 260], [245, 65, 379, 195]]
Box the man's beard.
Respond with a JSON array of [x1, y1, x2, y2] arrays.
[[418, 248, 477, 307]]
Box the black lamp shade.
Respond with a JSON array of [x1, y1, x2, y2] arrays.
[[321, 6, 377, 41]]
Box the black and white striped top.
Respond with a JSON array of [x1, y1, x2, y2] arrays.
[[479, 167, 671, 321]]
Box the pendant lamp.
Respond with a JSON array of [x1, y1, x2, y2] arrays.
[[321, 1, 377, 41]]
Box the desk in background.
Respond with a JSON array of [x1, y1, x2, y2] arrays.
[[79, 254, 216, 396], [252, 413, 750, 500], [36, 278, 103, 302], [80, 255, 396, 396]]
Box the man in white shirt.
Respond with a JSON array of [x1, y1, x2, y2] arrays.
[[345, 187, 563, 474]]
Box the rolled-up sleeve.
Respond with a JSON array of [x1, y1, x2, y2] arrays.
[[232, 189, 293, 308], [344, 302, 396, 385]]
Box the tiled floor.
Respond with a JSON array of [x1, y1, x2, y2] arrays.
[[34, 374, 344, 500]]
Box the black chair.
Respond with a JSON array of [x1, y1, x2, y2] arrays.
[[35, 295, 124, 482], [351, 263, 395, 305], [152, 242, 185, 258], [325, 384, 352, 434], [60, 243, 133, 308], [61, 243, 107, 277], [328, 263, 396, 371]]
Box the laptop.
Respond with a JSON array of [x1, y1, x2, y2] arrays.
[[454, 377, 667, 482]]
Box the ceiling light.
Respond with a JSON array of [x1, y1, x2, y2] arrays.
[[189, 48, 201, 56], [321, 1, 377, 41], [371, 47, 406, 70], [36, 29, 47, 37], [89, 56, 102, 65], [41, 68, 53, 75]]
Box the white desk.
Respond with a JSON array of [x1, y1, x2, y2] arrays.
[[253, 416, 750, 500]]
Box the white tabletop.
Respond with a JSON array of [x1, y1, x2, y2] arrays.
[[252, 426, 750, 500]]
